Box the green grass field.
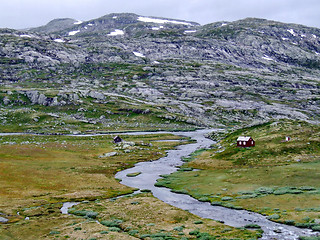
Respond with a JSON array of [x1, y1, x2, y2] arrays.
[[156, 120, 320, 231]]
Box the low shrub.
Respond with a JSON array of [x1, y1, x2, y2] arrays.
[[194, 220, 203, 224], [49, 231, 60, 235], [311, 225, 320, 231], [221, 197, 233, 201], [189, 229, 200, 235], [244, 224, 261, 229], [299, 186, 316, 191], [101, 220, 120, 228], [109, 227, 121, 232], [173, 226, 184, 232], [223, 203, 238, 209], [69, 209, 98, 219], [236, 194, 257, 199], [267, 214, 280, 220], [255, 187, 274, 194], [171, 189, 189, 194], [155, 181, 171, 187], [273, 187, 303, 195], [189, 229, 215, 239], [86, 211, 98, 219], [198, 197, 210, 202], [284, 220, 295, 225], [140, 234, 151, 239], [69, 210, 87, 216], [295, 223, 313, 228], [128, 229, 139, 236]]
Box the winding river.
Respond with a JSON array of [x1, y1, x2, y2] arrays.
[[1, 130, 318, 239], [116, 129, 318, 240]]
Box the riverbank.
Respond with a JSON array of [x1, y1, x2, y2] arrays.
[[0, 131, 193, 238], [1, 126, 318, 239], [154, 121, 320, 239]]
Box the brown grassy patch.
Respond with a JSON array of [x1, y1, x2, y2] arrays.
[[0, 133, 188, 215]]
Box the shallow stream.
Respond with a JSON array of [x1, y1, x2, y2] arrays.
[[116, 129, 318, 240], [1, 130, 318, 239]]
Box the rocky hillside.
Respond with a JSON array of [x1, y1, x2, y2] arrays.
[[0, 13, 319, 132]]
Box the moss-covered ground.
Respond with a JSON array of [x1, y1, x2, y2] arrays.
[[0, 193, 261, 239], [156, 120, 320, 232]]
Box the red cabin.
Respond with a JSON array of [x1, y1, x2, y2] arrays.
[[237, 136, 255, 147]]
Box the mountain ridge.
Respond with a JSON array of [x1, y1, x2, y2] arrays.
[[0, 13, 319, 132]]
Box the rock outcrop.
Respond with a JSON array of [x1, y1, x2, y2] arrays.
[[0, 13, 319, 127]]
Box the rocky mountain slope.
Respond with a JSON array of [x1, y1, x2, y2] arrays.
[[0, 13, 319, 132]]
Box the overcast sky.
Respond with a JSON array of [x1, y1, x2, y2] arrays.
[[1, 0, 320, 29]]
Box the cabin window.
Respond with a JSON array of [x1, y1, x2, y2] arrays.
[[239, 141, 242, 145], [252, 141, 254, 144]]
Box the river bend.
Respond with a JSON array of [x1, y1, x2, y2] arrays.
[[116, 129, 317, 240]]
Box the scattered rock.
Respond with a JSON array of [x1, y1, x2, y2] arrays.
[[0, 217, 8, 223], [99, 152, 118, 158]]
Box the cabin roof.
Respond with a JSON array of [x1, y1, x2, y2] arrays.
[[237, 136, 252, 141]]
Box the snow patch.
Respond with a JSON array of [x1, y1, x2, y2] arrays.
[[301, 34, 306, 38], [20, 34, 32, 38], [68, 30, 80, 36], [113, 16, 118, 19], [287, 29, 296, 36], [54, 39, 65, 43], [88, 23, 94, 26], [133, 52, 145, 58], [153, 61, 160, 64], [74, 20, 83, 25], [262, 55, 273, 61], [137, 16, 192, 26], [152, 26, 164, 30], [184, 30, 197, 34], [315, 52, 320, 56], [108, 29, 124, 36], [312, 34, 317, 39], [282, 37, 289, 41], [221, 23, 227, 27]]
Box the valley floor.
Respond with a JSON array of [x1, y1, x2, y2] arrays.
[[0, 120, 319, 239]]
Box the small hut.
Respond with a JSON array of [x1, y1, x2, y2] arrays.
[[113, 136, 123, 144], [237, 136, 255, 147]]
